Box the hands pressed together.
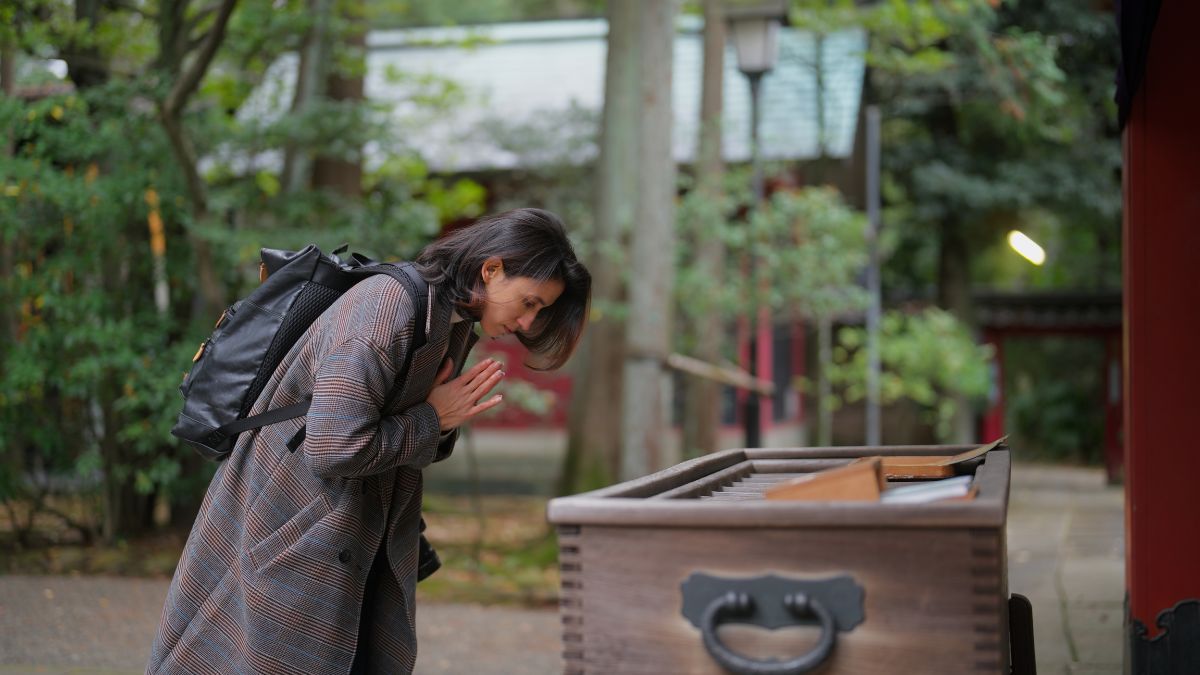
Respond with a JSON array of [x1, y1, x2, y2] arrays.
[[426, 358, 505, 431]]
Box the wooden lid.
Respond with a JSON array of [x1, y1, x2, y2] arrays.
[[547, 445, 1010, 529]]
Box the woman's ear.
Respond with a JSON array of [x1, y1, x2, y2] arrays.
[[482, 257, 504, 285]]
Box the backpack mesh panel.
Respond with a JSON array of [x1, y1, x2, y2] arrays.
[[238, 281, 343, 417]]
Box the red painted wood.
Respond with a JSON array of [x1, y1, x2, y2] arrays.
[[792, 320, 806, 423], [1123, 0, 1200, 637], [472, 339, 573, 427], [732, 312, 775, 433], [981, 330, 1005, 443]]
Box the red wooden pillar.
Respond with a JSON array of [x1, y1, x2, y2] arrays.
[[734, 311, 776, 442], [980, 329, 1005, 443], [1123, 0, 1200, 663]]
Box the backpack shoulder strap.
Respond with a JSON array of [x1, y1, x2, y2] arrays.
[[378, 262, 429, 351], [376, 262, 429, 413]]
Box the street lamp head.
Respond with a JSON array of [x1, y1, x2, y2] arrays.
[[724, 0, 789, 77]]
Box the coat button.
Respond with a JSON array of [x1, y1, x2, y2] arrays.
[[338, 549, 352, 564]]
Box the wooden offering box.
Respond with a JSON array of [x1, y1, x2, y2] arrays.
[[547, 445, 1020, 674]]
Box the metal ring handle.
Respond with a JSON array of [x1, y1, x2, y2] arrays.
[[700, 591, 837, 675]]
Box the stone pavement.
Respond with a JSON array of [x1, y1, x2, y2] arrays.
[[1006, 464, 1125, 675], [0, 462, 1124, 674]]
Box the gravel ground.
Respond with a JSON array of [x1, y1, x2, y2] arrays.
[[0, 576, 560, 674]]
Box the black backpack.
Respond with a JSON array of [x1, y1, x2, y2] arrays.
[[172, 244, 428, 461]]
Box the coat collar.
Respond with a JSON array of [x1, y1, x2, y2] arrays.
[[393, 285, 469, 407], [427, 286, 479, 358], [423, 283, 464, 346]]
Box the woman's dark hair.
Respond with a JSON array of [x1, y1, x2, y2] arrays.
[[415, 208, 591, 370]]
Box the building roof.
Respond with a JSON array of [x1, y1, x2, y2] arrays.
[[244, 17, 866, 172], [973, 291, 1122, 332]]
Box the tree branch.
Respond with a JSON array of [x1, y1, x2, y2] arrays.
[[162, 0, 237, 117], [666, 353, 775, 397], [185, 2, 220, 38], [102, 0, 157, 20], [187, 33, 207, 55]]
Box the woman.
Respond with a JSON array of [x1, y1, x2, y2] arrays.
[[148, 208, 591, 674]]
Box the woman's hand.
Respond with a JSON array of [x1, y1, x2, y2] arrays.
[[426, 357, 505, 431]]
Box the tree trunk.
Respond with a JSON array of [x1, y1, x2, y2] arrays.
[[559, 0, 642, 494], [937, 218, 976, 443], [1, 41, 14, 98], [63, 0, 109, 88], [155, 0, 190, 74], [1, 43, 19, 488], [682, 0, 726, 458], [283, 0, 334, 194], [1, 43, 15, 348], [159, 112, 226, 322], [312, 0, 365, 199], [620, 0, 678, 480], [157, 0, 239, 323]]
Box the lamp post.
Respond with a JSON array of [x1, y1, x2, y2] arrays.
[[726, 0, 787, 448]]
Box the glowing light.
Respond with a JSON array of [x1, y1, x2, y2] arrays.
[[1007, 230, 1045, 266], [46, 60, 68, 79]]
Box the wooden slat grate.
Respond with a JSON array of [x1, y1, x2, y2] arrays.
[[698, 473, 822, 500]]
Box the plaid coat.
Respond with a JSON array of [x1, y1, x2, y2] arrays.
[[148, 274, 478, 674]]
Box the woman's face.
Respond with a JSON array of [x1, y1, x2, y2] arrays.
[[478, 258, 565, 339]]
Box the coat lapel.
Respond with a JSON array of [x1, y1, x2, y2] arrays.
[[378, 288, 452, 523], [379, 301, 478, 533], [445, 321, 480, 379], [391, 286, 454, 412]]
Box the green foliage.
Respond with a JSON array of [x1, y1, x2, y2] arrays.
[[1005, 337, 1105, 464], [1, 79, 203, 534], [854, 0, 1122, 294], [826, 308, 993, 441], [1, 0, 490, 542], [790, 0, 1117, 451], [751, 186, 869, 318], [675, 179, 869, 355], [475, 103, 599, 234]]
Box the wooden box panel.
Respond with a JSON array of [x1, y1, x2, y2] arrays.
[[549, 445, 1011, 674]]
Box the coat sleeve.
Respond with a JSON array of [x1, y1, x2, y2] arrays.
[[434, 429, 459, 463], [302, 279, 442, 479]]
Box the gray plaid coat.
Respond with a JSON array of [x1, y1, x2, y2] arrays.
[[148, 274, 478, 674]]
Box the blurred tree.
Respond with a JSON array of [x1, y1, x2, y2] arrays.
[[282, 0, 335, 193], [311, 0, 367, 198], [677, 183, 870, 446], [793, 0, 1119, 442], [559, 1, 640, 494], [620, 0, 678, 480], [827, 308, 994, 442], [1005, 336, 1105, 464], [0, 0, 485, 543], [281, 0, 368, 199], [679, 0, 727, 458], [1, 83, 195, 541], [156, 0, 240, 323]]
